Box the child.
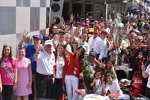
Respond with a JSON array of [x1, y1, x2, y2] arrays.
[[90, 71, 105, 95], [105, 60, 117, 79], [103, 73, 130, 100]]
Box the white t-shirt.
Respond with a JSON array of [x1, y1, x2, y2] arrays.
[[88, 36, 102, 54], [106, 80, 123, 96], [56, 56, 65, 78], [82, 41, 90, 55], [76, 38, 90, 55], [145, 64, 150, 88], [94, 79, 102, 95], [36, 50, 55, 75], [99, 38, 108, 60]]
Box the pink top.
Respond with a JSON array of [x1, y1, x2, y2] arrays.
[[0, 57, 18, 85]]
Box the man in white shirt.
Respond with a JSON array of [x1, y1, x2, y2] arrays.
[[81, 33, 90, 55], [99, 30, 108, 62], [76, 32, 90, 55], [34, 40, 55, 99], [88, 28, 102, 59], [59, 31, 72, 53]]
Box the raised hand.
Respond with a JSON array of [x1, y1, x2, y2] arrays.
[[18, 30, 29, 47], [52, 17, 56, 24], [93, 78, 97, 83], [35, 46, 41, 53], [22, 30, 28, 39], [141, 63, 145, 71], [138, 52, 143, 59], [110, 66, 115, 72]]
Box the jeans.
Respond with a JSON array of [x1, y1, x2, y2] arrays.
[[65, 75, 79, 100]]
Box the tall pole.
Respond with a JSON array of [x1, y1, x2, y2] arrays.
[[49, 0, 51, 25], [84, 0, 86, 21], [105, 0, 108, 21]]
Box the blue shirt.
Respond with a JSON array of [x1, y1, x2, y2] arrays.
[[24, 44, 36, 74]]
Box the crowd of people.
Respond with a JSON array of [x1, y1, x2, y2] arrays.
[[0, 11, 150, 100]]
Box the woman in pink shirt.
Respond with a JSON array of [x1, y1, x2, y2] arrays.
[[0, 43, 18, 100]]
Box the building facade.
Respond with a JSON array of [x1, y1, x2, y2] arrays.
[[63, 0, 126, 20]]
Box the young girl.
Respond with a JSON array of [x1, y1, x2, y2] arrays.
[[105, 60, 117, 78], [103, 73, 130, 100], [0, 43, 18, 100], [90, 71, 105, 95], [14, 48, 32, 100]]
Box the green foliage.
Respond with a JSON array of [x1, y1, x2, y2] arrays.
[[80, 55, 95, 82]]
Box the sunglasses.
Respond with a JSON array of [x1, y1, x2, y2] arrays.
[[45, 45, 52, 47], [72, 42, 78, 44]]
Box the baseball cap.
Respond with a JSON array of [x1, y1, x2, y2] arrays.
[[32, 35, 41, 40], [89, 51, 97, 57], [58, 29, 65, 34], [101, 30, 108, 35], [95, 20, 98, 23], [86, 18, 89, 21], [44, 40, 53, 46], [53, 26, 58, 29]]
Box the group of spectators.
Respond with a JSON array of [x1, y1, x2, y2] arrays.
[[0, 11, 149, 100]]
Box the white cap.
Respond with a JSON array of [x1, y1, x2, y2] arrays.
[[44, 40, 53, 46], [53, 26, 58, 29], [95, 20, 98, 23], [86, 18, 89, 21]]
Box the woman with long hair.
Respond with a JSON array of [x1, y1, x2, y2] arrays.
[[53, 44, 68, 100], [64, 39, 85, 100], [0, 43, 18, 100]]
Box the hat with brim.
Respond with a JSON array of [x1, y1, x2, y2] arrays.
[[53, 26, 58, 29], [44, 40, 53, 46], [95, 20, 98, 23], [101, 30, 108, 35], [33, 35, 41, 40], [89, 51, 97, 57], [58, 29, 65, 34]]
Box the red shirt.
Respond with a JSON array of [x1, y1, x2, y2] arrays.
[[65, 53, 81, 78]]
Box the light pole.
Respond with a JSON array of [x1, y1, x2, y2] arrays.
[[105, 0, 108, 21], [84, 0, 86, 21], [123, 0, 128, 13]]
